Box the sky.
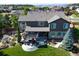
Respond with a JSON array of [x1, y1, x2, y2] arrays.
[[0, 0, 79, 5]]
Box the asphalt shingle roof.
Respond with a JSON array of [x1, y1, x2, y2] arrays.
[[18, 11, 71, 22]]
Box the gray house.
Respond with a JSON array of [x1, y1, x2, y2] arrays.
[[18, 11, 72, 42], [48, 15, 70, 41]]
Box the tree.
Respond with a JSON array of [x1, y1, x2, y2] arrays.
[[0, 14, 3, 36], [24, 7, 30, 15], [10, 15, 21, 43], [3, 14, 11, 28], [61, 7, 64, 11], [61, 28, 74, 51], [39, 7, 50, 11], [0, 14, 3, 28], [0, 14, 11, 29], [43, 7, 50, 10], [64, 7, 72, 16]]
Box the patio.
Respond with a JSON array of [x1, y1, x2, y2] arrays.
[[22, 44, 38, 52]]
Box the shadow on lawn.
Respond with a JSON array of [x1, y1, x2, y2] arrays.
[[0, 51, 9, 56], [38, 45, 48, 48]]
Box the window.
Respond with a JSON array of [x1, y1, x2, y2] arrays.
[[49, 32, 56, 38], [38, 22, 44, 26], [50, 23, 56, 29], [63, 23, 69, 29]]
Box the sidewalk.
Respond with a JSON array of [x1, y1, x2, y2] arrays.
[[70, 52, 79, 56]]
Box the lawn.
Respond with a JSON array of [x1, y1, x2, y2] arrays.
[[0, 44, 70, 56], [71, 14, 79, 18]]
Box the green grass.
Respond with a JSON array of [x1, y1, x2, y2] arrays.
[[71, 14, 79, 18], [0, 44, 70, 56]]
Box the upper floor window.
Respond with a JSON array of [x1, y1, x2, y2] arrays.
[[38, 22, 44, 26], [50, 23, 56, 29], [63, 23, 69, 29]]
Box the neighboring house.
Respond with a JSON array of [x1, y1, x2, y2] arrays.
[[76, 8, 79, 13], [69, 15, 79, 28], [18, 11, 78, 42], [0, 5, 13, 12], [10, 10, 24, 15], [71, 18, 79, 28], [68, 5, 79, 10]]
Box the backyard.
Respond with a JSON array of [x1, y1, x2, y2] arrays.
[[0, 44, 70, 56]]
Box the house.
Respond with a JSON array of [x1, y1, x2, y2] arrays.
[[70, 18, 79, 28], [10, 10, 24, 15], [18, 11, 76, 42], [76, 8, 79, 13], [68, 14, 79, 28], [48, 15, 70, 41], [0, 5, 13, 12], [18, 11, 49, 42]]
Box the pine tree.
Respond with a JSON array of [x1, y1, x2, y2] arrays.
[[62, 28, 74, 51]]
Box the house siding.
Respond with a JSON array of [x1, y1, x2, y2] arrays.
[[49, 18, 70, 31], [49, 18, 70, 41], [19, 21, 48, 32], [18, 18, 71, 42], [26, 21, 48, 27]]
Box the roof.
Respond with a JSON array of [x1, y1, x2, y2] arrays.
[[48, 15, 60, 23], [11, 10, 24, 15], [18, 11, 71, 22], [25, 26, 49, 32], [48, 15, 70, 23], [18, 11, 48, 21], [18, 10, 79, 23]]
